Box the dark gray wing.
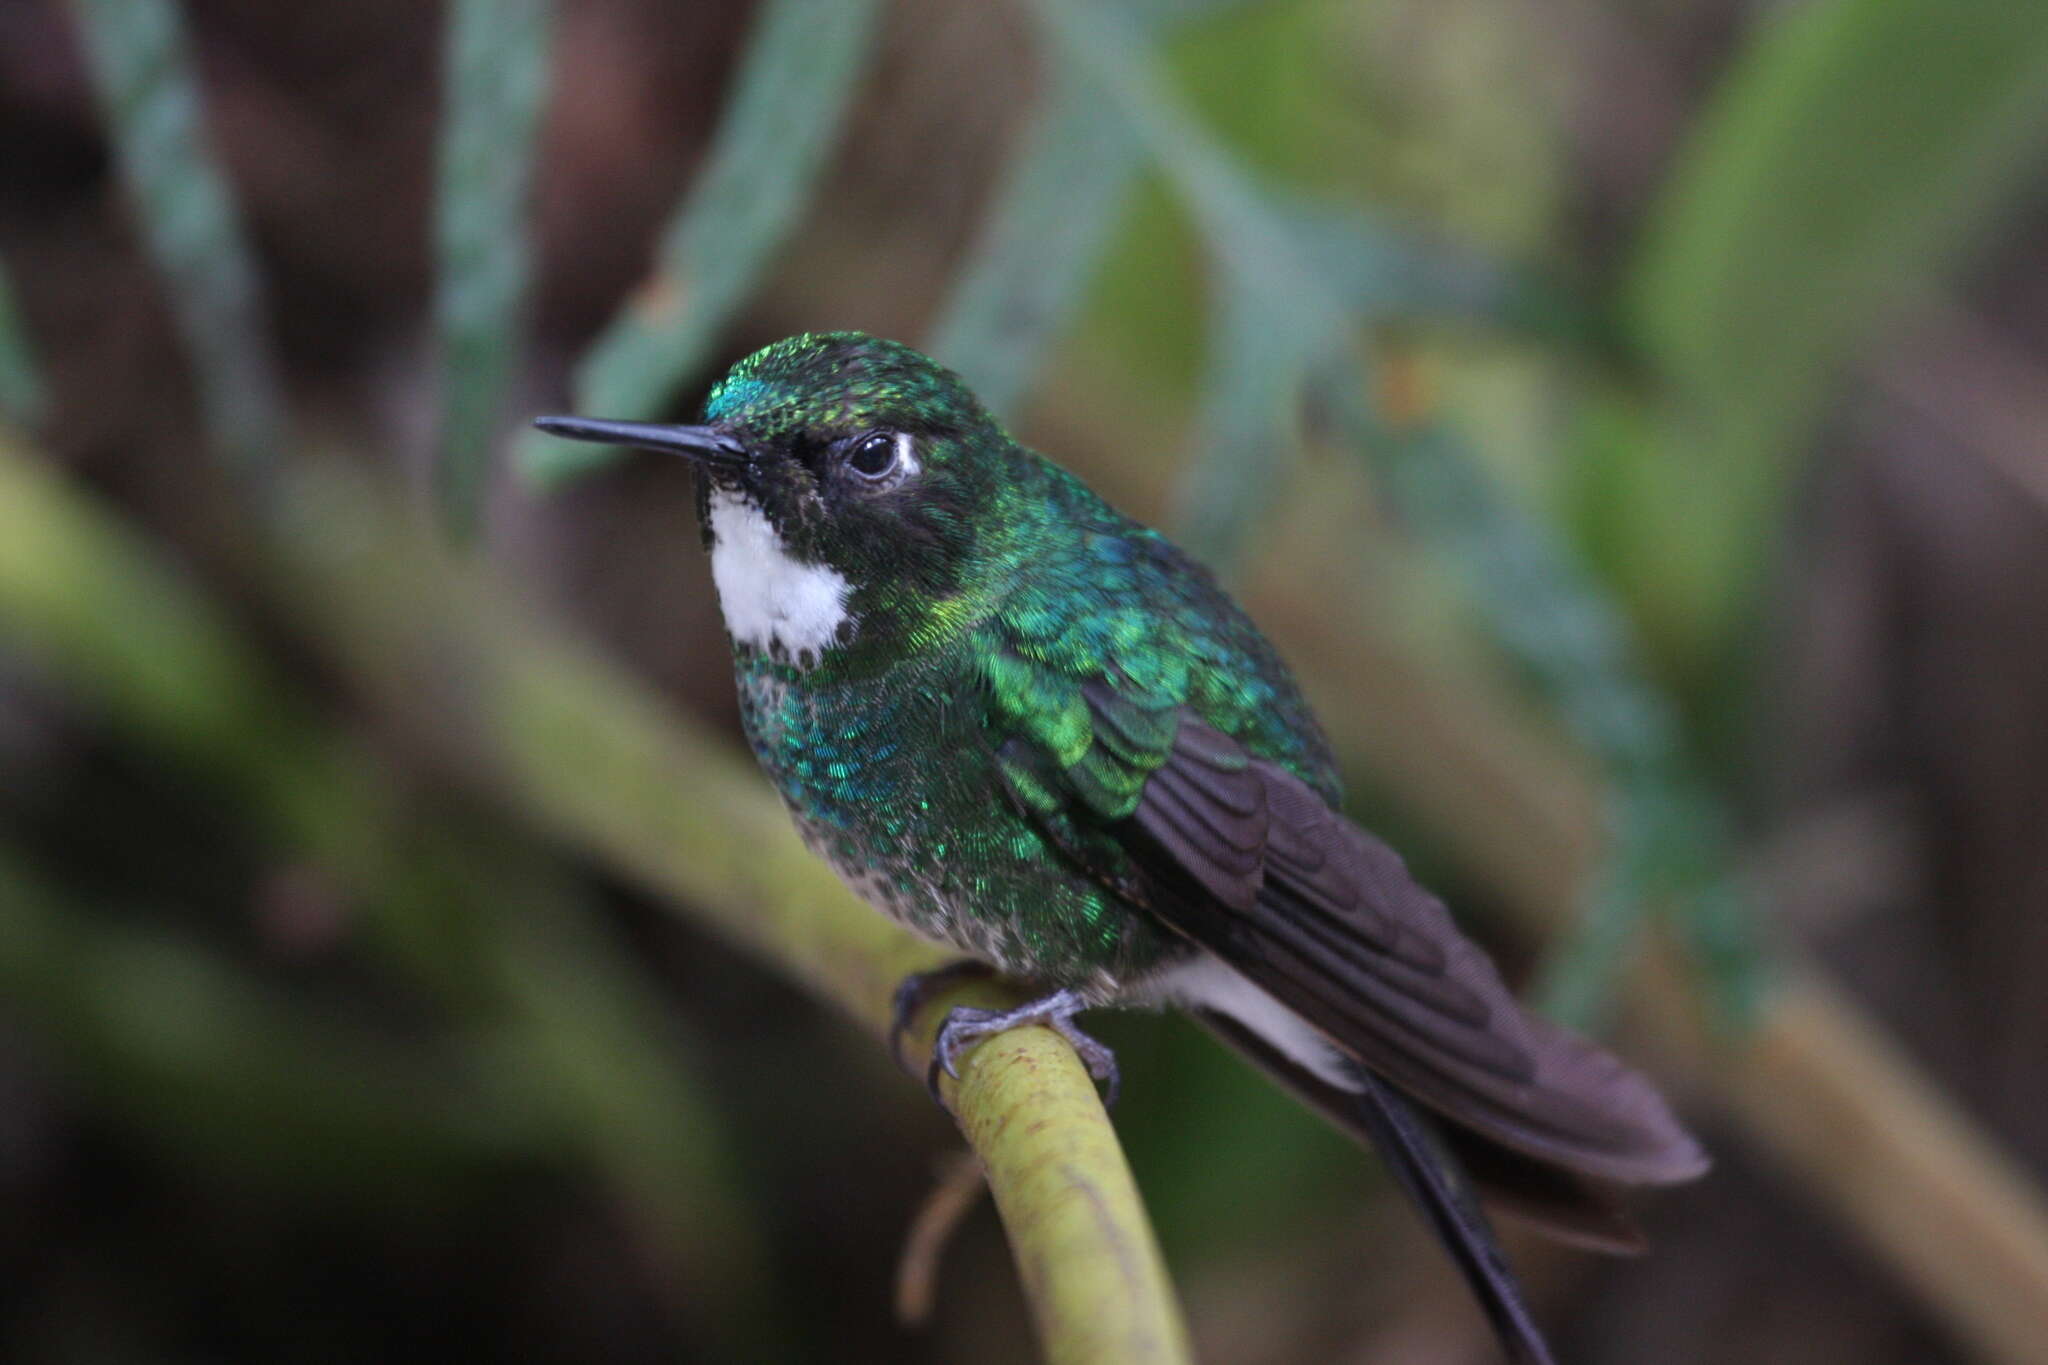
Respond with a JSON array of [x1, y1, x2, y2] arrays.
[[1128, 707, 1708, 1189]]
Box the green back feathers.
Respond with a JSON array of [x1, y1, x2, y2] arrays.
[[976, 455, 1339, 826]]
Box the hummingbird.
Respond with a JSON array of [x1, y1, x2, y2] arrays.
[[534, 331, 1707, 1365]]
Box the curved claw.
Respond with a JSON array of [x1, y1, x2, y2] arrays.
[[925, 988, 1121, 1108], [889, 960, 997, 1072]]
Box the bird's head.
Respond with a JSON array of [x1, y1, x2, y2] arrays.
[[535, 332, 1021, 669]]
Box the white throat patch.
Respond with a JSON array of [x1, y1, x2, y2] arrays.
[[706, 489, 853, 665]]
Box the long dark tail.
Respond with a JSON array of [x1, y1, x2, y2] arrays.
[[1197, 1010, 1558, 1365], [1348, 1069, 1556, 1365]]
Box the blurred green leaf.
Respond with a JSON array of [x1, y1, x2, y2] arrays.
[[255, 460, 1189, 1365], [0, 259, 46, 428], [0, 422, 314, 793], [1028, 0, 1319, 285], [0, 439, 779, 1330], [1625, 0, 2048, 659], [519, 0, 884, 486], [1279, 198, 1607, 353], [67, 0, 284, 474], [266, 456, 952, 1016], [1010, 0, 1742, 1025], [928, 69, 1144, 422], [1004, 0, 1765, 1030], [465, 853, 790, 1350], [1358, 413, 1683, 776], [0, 844, 544, 1196], [1535, 790, 1764, 1032], [432, 0, 555, 539], [928, 0, 1274, 421], [1026, 0, 1341, 568], [1036, 0, 1591, 337], [1026, 0, 1587, 571], [1322, 371, 1767, 1029], [1170, 273, 1322, 564]]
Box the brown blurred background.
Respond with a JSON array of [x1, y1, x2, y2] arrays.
[[2, 0, 2047, 1361]]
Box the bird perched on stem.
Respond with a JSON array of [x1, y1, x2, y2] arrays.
[[534, 331, 1708, 1365]]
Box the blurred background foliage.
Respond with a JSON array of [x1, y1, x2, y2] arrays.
[[3, 0, 2048, 1361]]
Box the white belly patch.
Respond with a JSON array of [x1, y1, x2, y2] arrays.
[[707, 490, 853, 664]]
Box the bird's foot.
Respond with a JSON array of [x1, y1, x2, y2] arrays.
[[927, 988, 1120, 1108], [888, 960, 998, 1072]]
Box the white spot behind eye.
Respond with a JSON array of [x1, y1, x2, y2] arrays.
[[849, 430, 916, 482], [892, 431, 919, 478]]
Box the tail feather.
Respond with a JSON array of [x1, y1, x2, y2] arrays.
[[1348, 1069, 1557, 1365], [1179, 971, 1648, 1251], [1197, 1008, 1562, 1365]]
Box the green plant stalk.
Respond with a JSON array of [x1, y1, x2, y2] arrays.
[[1238, 516, 2048, 1365], [949, 1019, 1193, 1365], [66, 0, 283, 473], [0, 434, 773, 1334], [518, 0, 885, 487], [233, 446, 2048, 1364], [432, 0, 555, 538], [0, 259, 45, 427], [13, 428, 2043, 1361], [0, 842, 544, 1196], [0, 435, 1193, 1365], [272, 460, 1196, 1365]]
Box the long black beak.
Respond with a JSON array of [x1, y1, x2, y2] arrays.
[[530, 416, 749, 470]]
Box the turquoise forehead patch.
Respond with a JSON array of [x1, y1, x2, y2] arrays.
[[704, 375, 772, 422]]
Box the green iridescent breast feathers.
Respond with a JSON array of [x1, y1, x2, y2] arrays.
[[686, 334, 1344, 800], [531, 332, 1709, 1365]]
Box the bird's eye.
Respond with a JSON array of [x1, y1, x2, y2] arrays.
[[845, 431, 905, 480]]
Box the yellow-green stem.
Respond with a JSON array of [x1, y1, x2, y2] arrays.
[[0, 434, 1194, 1365]]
